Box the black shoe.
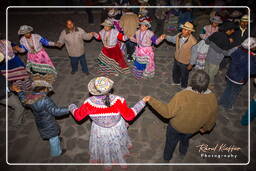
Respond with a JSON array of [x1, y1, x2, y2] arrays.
[[61, 149, 67, 156], [71, 71, 76, 75]]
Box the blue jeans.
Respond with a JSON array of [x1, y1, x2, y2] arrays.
[[164, 124, 192, 160], [49, 136, 62, 157], [219, 79, 243, 109], [70, 55, 89, 73], [172, 60, 189, 88]]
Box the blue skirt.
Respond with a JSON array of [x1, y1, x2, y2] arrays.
[[0, 55, 25, 70], [134, 60, 146, 71]]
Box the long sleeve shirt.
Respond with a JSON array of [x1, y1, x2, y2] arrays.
[[148, 87, 218, 134], [94, 29, 128, 48], [72, 95, 145, 128], [58, 27, 93, 57], [130, 30, 163, 47], [19, 34, 55, 54]]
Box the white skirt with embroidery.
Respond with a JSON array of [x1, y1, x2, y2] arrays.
[[89, 118, 132, 166]]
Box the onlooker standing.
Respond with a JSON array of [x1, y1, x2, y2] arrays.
[[120, 8, 139, 62], [146, 70, 218, 161], [230, 14, 249, 48], [219, 37, 256, 110], [56, 20, 93, 75], [165, 22, 197, 89]]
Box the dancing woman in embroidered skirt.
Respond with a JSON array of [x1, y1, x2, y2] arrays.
[[130, 19, 165, 79], [69, 77, 146, 170], [0, 39, 32, 91], [18, 25, 57, 76], [0, 40, 29, 82], [93, 19, 130, 76]]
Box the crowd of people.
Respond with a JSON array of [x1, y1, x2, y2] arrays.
[[1, 1, 256, 170]]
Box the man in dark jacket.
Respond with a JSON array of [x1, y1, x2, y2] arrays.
[[11, 80, 70, 157], [230, 15, 249, 48], [204, 21, 237, 87], [219, 37, 256, 110]]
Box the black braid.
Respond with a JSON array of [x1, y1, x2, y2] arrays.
[[104, 93, 111, 107]]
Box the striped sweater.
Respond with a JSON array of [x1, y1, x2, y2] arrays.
[[73, 95, 145, 128]]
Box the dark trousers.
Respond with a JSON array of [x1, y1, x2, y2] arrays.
[[219, 78, 243, 109], [172, 60, 189, 88], [125, 40, 136, 59], [69, 55, 89, 73], [164, 124, 192, 160]]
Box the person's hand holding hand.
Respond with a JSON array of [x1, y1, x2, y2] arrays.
[[142, 96, 151, 103], [68, 104, 77, 114], [10, 84, 21, 93], [187, 64, 193, 71]]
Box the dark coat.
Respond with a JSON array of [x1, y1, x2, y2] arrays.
[[17, 91, 69, 139], [230, 28, 248, 48], [226, 48, 256, 84], [208, 31, 233, 50]]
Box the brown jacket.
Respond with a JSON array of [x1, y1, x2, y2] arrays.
[[120, 12, 139, 38], [148, 87, 218, 134], [175, 33, 197, 64]]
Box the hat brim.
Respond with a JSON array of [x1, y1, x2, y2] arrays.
[[181, 25, 195, 32], [139, 22, 151, 28], [18, 28, 33, 35], [88, 78, 113, 96], [210, 18, 223, 24], [32, 81, 53, 91], [101, 23, 113, 27]]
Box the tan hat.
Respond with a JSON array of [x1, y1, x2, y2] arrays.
[[241, 15, 250, 22], [18, 25, 33, 35], [32, 80, 53, 91], [181, 22, 195, 32], [101, 19, 113, 27], [108, 9, 118, 17], [88, 77, 114, 96]]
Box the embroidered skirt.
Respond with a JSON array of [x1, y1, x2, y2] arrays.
[[0, 55, 30, 81], [132, 46, 155, 79], [195, 52, 207, 70], [26, 48, 57, 75], [97, 44, 130, 75], [89, 118, 132, 169]]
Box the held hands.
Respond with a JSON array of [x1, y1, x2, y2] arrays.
[[68, 104, 78, 114], [10, 84, 21, 93], [54, 42, 62, 48], [159, 34, 166, 40], [142, 96, 151, 103], [12, 45, 22, 52], [187, 64, 193, 71], [199, 128, 206, 134]]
